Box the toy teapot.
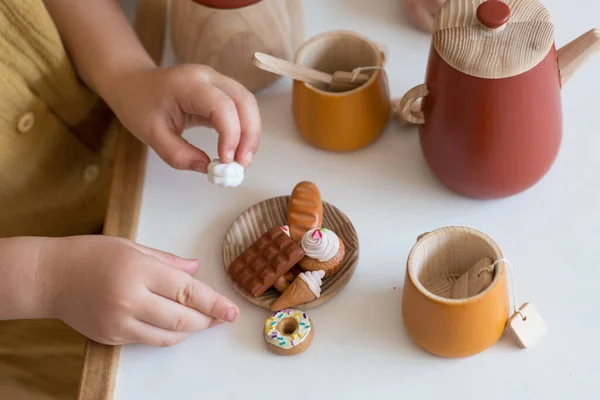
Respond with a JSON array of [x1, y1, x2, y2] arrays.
[[398, 0, 600, 199]]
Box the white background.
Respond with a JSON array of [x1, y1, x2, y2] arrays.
[[115, 1, 600, 399]]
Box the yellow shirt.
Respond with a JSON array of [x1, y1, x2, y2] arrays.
[[0, 2, 121, 399], [0, 0, 116, 238]]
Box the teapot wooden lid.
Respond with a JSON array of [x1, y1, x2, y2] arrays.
[[432, 0, 554, 79]]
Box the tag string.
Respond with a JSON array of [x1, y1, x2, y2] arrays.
[[479, 258, 524, 321]]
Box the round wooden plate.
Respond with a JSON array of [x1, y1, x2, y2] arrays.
[[222, 196, 359, 310]]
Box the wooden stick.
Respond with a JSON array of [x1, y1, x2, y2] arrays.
[[253, 52, 335, 85], [77, 0, 167, 399], [253, 52, 369, 89]]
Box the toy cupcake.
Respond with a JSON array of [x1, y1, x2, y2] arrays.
[[299, 228, 345, 278]]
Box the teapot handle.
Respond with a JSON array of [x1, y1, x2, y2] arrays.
[[396, 84, 429, 124]]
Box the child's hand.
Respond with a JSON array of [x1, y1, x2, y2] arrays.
[[103, 65, 262, 174], [44, 236, 239, 347], [404, 0, 446, 32]]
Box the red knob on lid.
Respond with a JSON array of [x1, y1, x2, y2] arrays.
[[477, 0, 511, 30]]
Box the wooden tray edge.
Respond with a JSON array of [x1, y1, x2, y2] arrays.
[[77, 1, 167, 399]]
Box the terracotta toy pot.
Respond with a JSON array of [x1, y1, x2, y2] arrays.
[[292, 30, 390, 152], [397, 0, 600, 199], [402, 226, 510, 358]]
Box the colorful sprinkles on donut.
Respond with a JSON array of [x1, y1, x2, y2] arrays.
[[264, 308, 312, 349]]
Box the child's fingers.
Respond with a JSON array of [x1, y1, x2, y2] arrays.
[[131, 243, 200, 276], [127, 319, 191, 348], [135, 292, 217, 333], [147, 268, 240, 323], [210, 75, 262, 167], [234, 121, 261, 167], [147, 119, 211, 173], [185, 114, 214, 129], [175, 78, 242, 163]]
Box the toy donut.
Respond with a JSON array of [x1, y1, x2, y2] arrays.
[[264, 308, 314, 356]]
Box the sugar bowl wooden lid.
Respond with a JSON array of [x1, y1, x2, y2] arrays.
[[432, 0, 554, 79]]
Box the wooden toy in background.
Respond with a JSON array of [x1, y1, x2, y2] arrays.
[[397, 0, 600, 199], [170, 0, 305, 92], [401, 227, 509, 358], [292, 30, 390, 152], [253, 52, 370, 92], [222, 181, 359, 311]]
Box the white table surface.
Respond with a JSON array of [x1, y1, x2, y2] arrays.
[[115, 1, 600, 398]]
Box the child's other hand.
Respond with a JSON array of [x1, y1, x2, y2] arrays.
[[104, 65, 261, 174], [404, 0, 446, 33], [44, 236, 239, 347]]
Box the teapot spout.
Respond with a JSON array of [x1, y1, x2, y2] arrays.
[[557, 29, 600, 86]]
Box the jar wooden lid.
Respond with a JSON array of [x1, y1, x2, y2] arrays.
[[432, 0, 554, 79]]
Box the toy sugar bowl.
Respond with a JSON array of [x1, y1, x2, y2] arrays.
[[292, 30, 390, 152], [397, 0, 600, 199], [402, 227, 510, 358]]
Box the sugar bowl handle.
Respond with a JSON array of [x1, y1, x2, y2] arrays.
[[397, 84, 429, 124]]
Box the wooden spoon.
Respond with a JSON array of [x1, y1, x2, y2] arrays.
[[252, 52, 370, 91]]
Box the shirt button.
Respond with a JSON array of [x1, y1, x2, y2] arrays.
[[83, 164, 100, 182], [17, 112, 35, 133]]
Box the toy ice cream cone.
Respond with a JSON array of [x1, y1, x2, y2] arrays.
[[270, 270, 325, 311]]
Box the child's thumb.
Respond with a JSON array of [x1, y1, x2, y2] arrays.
[[147, 121, 211, 173]]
